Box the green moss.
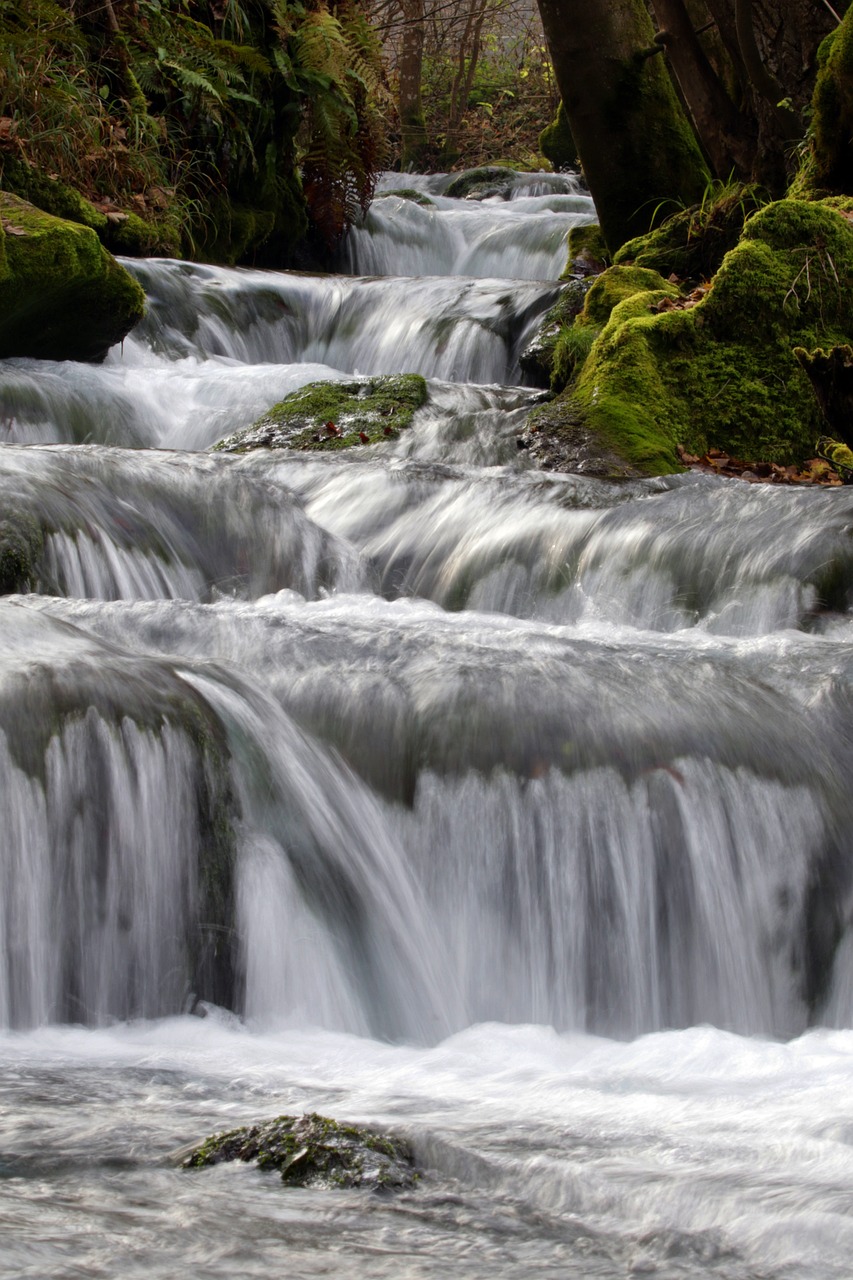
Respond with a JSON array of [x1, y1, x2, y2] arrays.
[[539, 102, 576, 171], [580, 265, 678, 326], [550, 198, 853, 476], [0, 155, 107, 232], [0, 512, 44, 594], [101, 210, 181, 259], [0, 193, 145, 361], [519, 279, 590, 386], [551, 320, 600, 390], [563, 223, 609, 278], [214, 374, 428, 453], [184, 1112, 417, 1191], [445, 167, 513, 200], [817, 435, 853, 477], [613, 185, 766, 282], [811, 11, 853, 195]]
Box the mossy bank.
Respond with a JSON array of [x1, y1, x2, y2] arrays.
[[530, 199, 853, 477]]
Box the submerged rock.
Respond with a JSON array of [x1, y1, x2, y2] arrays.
[[183, 1112, 417, 1190], [445, 166, 514, 201], [0, 510, 43, 595], [0, 193, 145, 361], [213, 374, 428, 453], [376, 188, 435, 208]]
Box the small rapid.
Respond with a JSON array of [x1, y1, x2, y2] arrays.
[[1, 170, 853, 1279]]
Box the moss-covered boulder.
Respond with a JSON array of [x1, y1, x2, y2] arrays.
[[613, 185, 767, 283], [445, 167, 514, 201], [0, 155, 107, 233], [563, 222, 609, 279], [539, 102, 576, 172], [183, 1112, 417, 1191], [1, 156, 180, 258], [0, 194, 145, 361], [547, 266, 677, 394], [578, 265, 678, 326], [534, 199, 853, 477], [214, 374, 428, 453]]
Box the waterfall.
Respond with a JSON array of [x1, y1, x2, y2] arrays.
[[3, 167, 853, 1280], [1, 171, 852, 1044]]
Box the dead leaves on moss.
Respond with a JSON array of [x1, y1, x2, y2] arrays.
[[652, 282, 712, 313], [676, 444, 846, 485]]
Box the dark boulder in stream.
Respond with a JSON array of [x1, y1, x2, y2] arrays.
[[183, 1112, 417, 1190]]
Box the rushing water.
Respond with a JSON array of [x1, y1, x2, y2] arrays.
[[1, 171, 853, 1278]]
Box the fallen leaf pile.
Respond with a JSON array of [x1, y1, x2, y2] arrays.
[[653, 283, 712, 313], [677, 444, 846, 485]]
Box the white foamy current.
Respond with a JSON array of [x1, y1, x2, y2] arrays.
[[1, 171, 852, 1278]]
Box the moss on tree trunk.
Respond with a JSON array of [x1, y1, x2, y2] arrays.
[[536, 0, 709, 252]]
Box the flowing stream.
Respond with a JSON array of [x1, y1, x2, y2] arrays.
[[2, 172, 853, 1278]]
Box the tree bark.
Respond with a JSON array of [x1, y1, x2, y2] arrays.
[[703, 0, 843, 187], [398, 0, 429, 169], [536, 0, 709, 251], [648, 0, 755, 178]]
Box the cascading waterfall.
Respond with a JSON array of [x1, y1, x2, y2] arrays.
[[2, 171, 853, 1280]]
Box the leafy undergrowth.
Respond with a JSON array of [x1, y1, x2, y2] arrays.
[[0, 0, 389, 263]]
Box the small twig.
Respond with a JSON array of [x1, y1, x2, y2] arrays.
[[817, 0, 843, 25]]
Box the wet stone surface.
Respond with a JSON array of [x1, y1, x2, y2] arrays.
[[183, 1111, 418, 1190]]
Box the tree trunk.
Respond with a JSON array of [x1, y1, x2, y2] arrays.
[[647, 0, 756, 179], [703, 0, 843, 187], [536, 0, 709, 251], [398, 0, 429, 169]]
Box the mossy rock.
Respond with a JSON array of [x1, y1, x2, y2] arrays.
[[543, 266, 677, 394], [539, 102, 576, 172], [579, 265, 678, 327], [519, 278, 590, 387], [183, 1112, 417, 1191], [376, 189, 435, 208], [0, 194, 145, 361], [613, 186, 766, 282], [0, 511, 44, 594], [563, 223, 609, 279], [101, 210, 180, 259], [0, 157, 179, 258], [214, 374, 428, 453], [0, 156, 107, 232], [445, 167, 514, 201], [537, 199, 853, 477]]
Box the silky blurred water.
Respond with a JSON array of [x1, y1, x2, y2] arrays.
[[1, 171, 853, 1277]]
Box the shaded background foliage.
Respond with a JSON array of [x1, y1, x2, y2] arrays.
[[0, 0, 389, 260]]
